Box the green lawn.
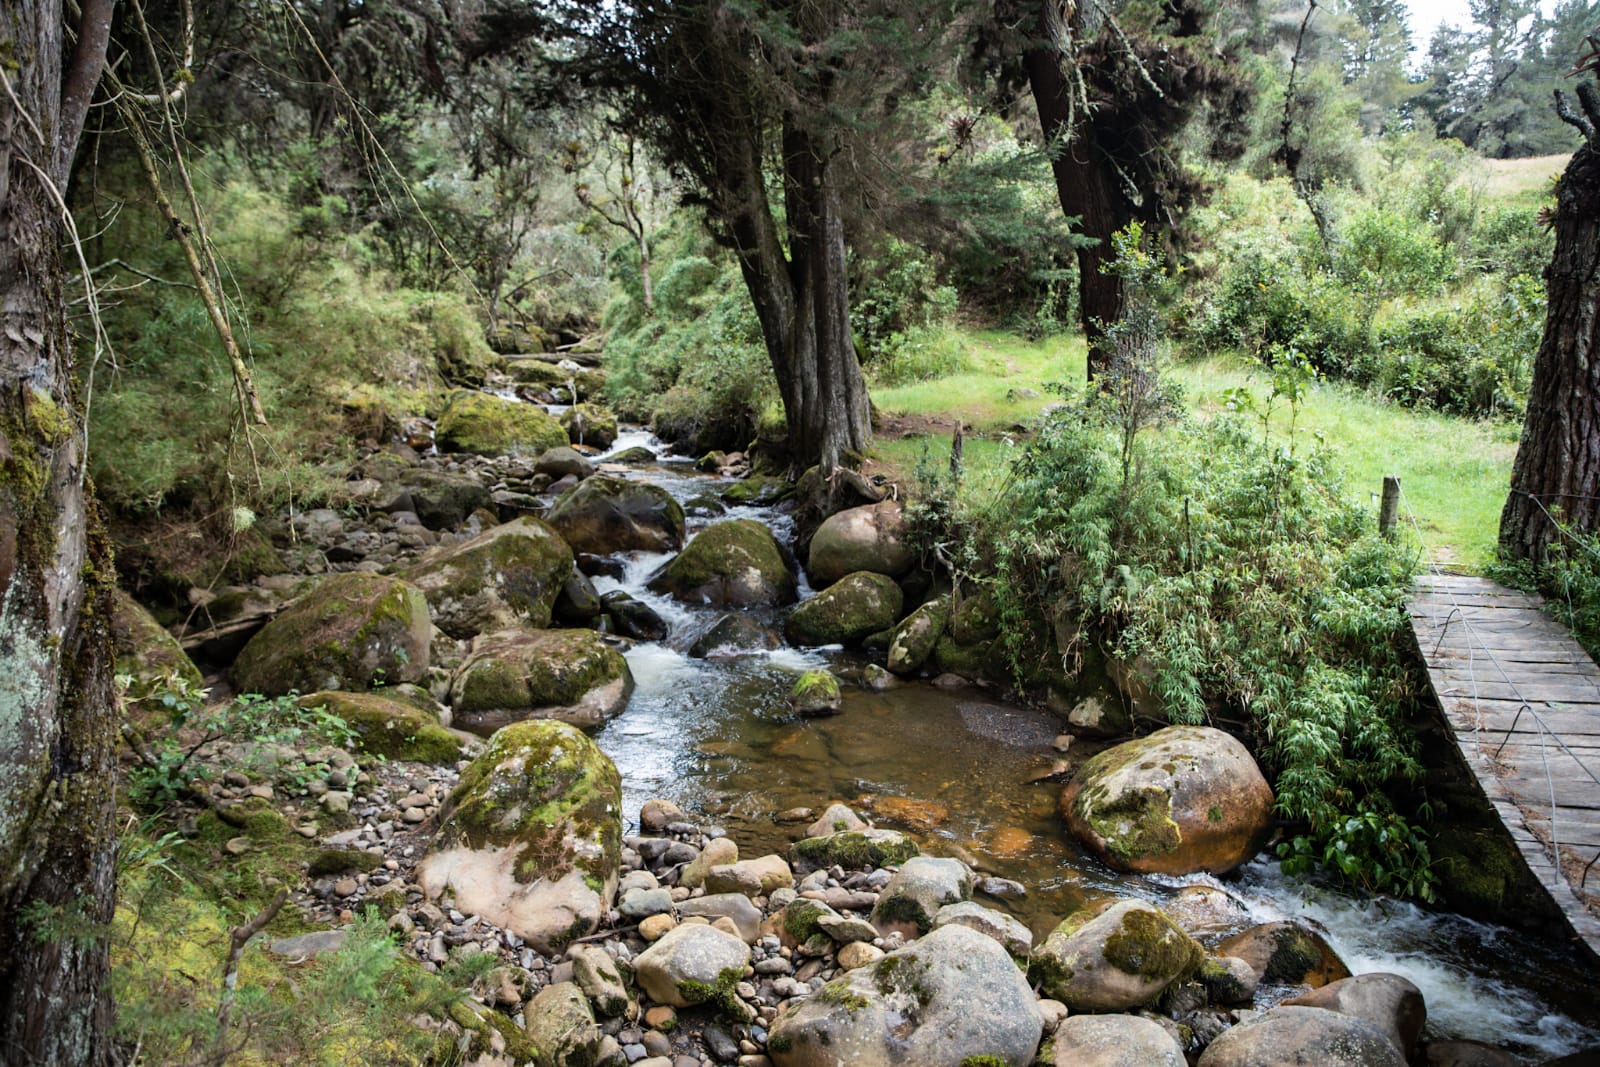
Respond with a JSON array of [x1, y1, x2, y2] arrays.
[[870, 329, 1520, 572]]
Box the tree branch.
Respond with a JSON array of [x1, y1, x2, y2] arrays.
[[56, 0, 116, 182]]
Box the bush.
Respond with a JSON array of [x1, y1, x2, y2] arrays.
[[1330, 205, 1455, 300]]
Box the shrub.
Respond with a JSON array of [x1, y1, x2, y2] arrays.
[[1330, 205, 1455, 300]]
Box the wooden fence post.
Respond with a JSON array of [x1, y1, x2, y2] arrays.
[[1380, 475, 1401, 539]]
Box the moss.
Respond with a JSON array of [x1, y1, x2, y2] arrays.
[[404, 518, 574, 636], [959, 1057, 1010, 1067], [217, 798, 290, 842], [932, 634, 996, 679], [814, 980, 871, 1011], [767, 1032, 794, 1054], [1433, 826, 1521, 916], [232, 572, 429, 697], [873, 892, 933, 933], [1207, 805, 1223, 822], [790, 830, 918, 871], [887, 596, 948, 674], [111, 590, 203, 700], [1074, 756, 1182, 862], [301, 691, 461, 763], [720, 475, 793, 505], [453, 630, 627, 718], [435, 390, 568, 456], [441, 720, 621, 889], [1102, 908, 1201, 982], [790, 669, 841, 708], [308, 848, 385, 877], [782, 898, 834, 943], [872, 953, 933, 1007], [561, 404, 619, 448], [676, 966, 745, 1015], [649, 519, 795, 604], [783, 572, 904, 647]]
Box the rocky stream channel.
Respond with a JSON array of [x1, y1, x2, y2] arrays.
[[118, 360, 1600, 1066]]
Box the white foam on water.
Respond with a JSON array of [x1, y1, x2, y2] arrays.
[[1218, 862, 1600, 1058]]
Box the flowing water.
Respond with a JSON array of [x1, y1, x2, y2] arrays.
[[566, 422, 1600, 1060]]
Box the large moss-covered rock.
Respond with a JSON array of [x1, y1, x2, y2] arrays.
[[508, 358, 606, 400], [647, 519, 797, 608], [547, 476, 686, 556], [523, 981, 613, 1067], [416, 720, 622, 953], [766, 924, 1042, 1067], [231, 572, 431, 696], [1028, 899, 1203, 1012], [868, 856, 972, 938], [297, 690, 462, 763], [784, 572, 903, 647], [806, 501, 914, 588], [435, 390, 568, 457], [886, 595, 947, 675], [404, 518, 574, 639], [450, 629, 633, 733], [633, 924, 753, 1013], [1062, 725, 1273, 876], [112, 590, 203, 698], [561, 404, 619, 449]]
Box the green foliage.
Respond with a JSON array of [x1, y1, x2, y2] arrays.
[[1330, 206, 1455, 300], [602, 220, 776, 452], [1495, 528, 1600, 663], [84, 153, 490, 516], [125, 679, 361, 811]]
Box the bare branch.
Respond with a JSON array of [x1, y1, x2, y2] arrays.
[[214, 889, 289, 1056], [57, 0, 116, 181], [1556, 88, 1596, 140]]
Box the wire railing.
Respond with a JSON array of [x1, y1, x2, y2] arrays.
[[1397, 484, 1600, 895]]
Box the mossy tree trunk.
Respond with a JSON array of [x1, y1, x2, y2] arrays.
[[0, 1, 119, 1063], [1500, 82, 1600, 564]]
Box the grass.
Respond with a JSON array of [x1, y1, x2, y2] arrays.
[[1478, 153, 1568, 200], [869, 328, 1520, 572]]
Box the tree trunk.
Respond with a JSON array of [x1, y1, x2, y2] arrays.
[[0, 2, 119, 1064], [1021, 6, 1130, 378], [1500, 134, 1600, 562], [724, 122, 871, 474]]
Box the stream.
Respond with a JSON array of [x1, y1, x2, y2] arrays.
[[562, 420, 1600, 1061]]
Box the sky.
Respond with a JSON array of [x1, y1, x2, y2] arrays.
[[1404, 0, 1475, 48]]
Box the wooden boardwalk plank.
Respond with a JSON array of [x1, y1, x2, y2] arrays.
[[1410, 575, 1600, 961]]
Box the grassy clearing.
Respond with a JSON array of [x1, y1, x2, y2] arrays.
[[871, 329, 1086, 430], [1478, 153, 1567, 200], [869, 328, 1519, 572]]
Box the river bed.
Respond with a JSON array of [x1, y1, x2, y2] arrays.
[[574, 424, 1600, 1061]]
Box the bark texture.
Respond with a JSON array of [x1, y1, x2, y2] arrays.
[[0, 2, 119, 1063], [1500, 122, 1600, 562]]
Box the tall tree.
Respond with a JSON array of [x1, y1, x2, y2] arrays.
[[990, 0, 1251, 374], [0, 1, 120, 1063], [1500, 76, 1600, 562], [542, 0, 959, 473]]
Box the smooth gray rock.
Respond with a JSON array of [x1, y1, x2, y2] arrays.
[[1052, 1014, 1186, 1067], [1197, 1005, 1406, 1067]]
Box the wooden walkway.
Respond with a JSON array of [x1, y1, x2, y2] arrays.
[[1410, 574, 1600, 958]]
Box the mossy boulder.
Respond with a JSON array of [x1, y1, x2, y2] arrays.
[[403, 517, 575, 639], [784, 572, 904, 648], [416, 720, 622, 953], [931, 634, 996, 680], [1028, 899, 1203, 1012], [231, 572, 431, 697], [948, 590, 1001, 645], [869, 856, 973, 938], [688, 613, 782, 659], [112, 589, 203, 699], [297, 690, 461, 763], [434, 389, 568, 457], [399, 468, 494, 530], [790, 829, 919, 874], [767, 925, 1042, 1067], [806, 501, 914, 588], [535, 446, 597, 481], [1062, 725, 1273, 876], [449, 629, 633, 733], [508, 358, 606, 399], [791, 669, 843, 716], [721, 475, 792, 506], [547, 475, 686, 556], [647, 519, 797, 608], [633, 924, 753, 1014], [523, 981, 612, 1067], [561, 404, 619, 449], [1215, 921, 1350, 989], [886, 595, 948, 675]]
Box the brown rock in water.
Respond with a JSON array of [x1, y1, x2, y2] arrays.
[[871, 796, 950, 833], [1061, 725, 1273, 876], [1216, 921, 1351, 989]]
